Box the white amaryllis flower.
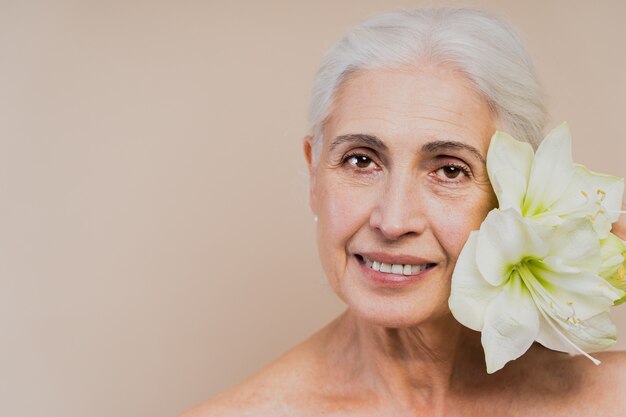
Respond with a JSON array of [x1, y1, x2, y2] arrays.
[[487, 123, 624, 238], [449, 209, 625, 373], [449, 124, 626, 373]]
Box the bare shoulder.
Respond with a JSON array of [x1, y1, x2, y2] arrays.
[[492, 348, 626, 416], [548, 351, 626, 412], [177, 339, 323, 417]]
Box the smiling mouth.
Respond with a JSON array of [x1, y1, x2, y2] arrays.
[[356, 255, 436, 276]]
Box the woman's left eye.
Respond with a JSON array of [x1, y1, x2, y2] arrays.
[[435, 164, 471, 181]]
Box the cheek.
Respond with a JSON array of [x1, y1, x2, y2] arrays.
[[428, 193, 494, 259], [431, 214, 472, 259], [315, 181, 373, 278], [316, 180, 374, 244]]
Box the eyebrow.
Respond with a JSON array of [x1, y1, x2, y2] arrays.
[[422, 140, 486, 164], [329, 134, 388, 153]]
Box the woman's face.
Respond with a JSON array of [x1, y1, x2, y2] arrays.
[[305, 65, 497, 327]]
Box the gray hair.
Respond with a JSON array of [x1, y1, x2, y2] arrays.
[[308, 8, 547, 162]]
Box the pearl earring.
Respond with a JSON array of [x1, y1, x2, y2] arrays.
[[314, 215, 318, 223]]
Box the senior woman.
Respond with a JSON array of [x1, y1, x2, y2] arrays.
[[183, 8, 626, 416]]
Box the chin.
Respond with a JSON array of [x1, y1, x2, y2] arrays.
[[343, 290, 451, 329]]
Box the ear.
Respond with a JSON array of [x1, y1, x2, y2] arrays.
[[303, 135, 317, 215]]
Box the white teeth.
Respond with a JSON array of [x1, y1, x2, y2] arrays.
[[361, 256, 432, 276]]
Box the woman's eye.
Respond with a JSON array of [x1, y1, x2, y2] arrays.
[[345, 154, 376, 169], [436, 164, 470, 180]]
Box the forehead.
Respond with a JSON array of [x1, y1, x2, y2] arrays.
[[324, 65, 496, 154]]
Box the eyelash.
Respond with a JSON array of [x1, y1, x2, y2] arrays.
[[433, 162, 472, 183], [341, 152, 380, 171]]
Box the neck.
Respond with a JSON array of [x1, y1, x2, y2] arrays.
[[322, 310, 487, 409]]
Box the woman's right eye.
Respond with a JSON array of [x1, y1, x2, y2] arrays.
[[344, 154, 377, 170]]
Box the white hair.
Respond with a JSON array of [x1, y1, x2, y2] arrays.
[[308, 8, 547, 162]]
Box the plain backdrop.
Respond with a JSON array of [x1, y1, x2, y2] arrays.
[[1, 1, 625, 416]]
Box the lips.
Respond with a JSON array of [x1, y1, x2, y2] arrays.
[[356, 253, 436, 276]]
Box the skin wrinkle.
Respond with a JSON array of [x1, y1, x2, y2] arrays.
[[330, 134, 388, 154], [327, 114, 480, 142], [342, 313, 467, 408], [333, 103, 466, 117]]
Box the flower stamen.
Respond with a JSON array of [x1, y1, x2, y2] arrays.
[[517, 264, 600, 365], [536, 298, 601, 366]]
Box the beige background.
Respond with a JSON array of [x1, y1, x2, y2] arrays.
[[1, 1, 625, 416]]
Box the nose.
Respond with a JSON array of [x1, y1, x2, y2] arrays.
[[369, 173, 427, 240]]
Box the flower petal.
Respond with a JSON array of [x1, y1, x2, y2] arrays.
[[524, 123, 574, 217], [566, 312, 618, 352], [449, 232, 501, 331], [536, 311, 616, 354], [541, 218, 601, 272], [487, 131, 534, 211], [476, 209, 548, 286], [518, 262, 615, 362], [550, 164, 625, 238], [573, 165, 624, 222], [600, 233, 626, 278], [525, 264, 620, 320], [481, 275, 540, 373], [489, 170, 527, 214]]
